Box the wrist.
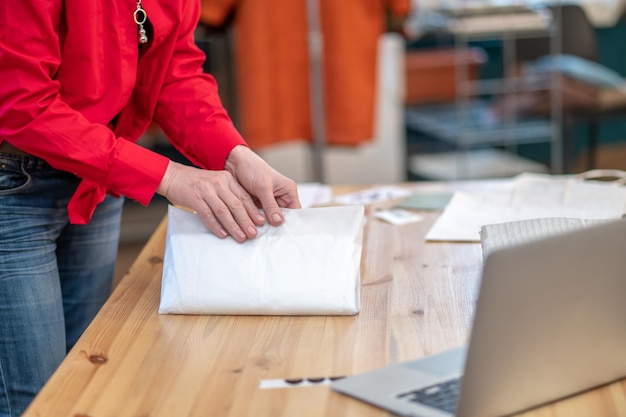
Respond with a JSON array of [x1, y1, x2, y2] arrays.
[[157, 160, 177, 199], [224, 144, 249, 175]]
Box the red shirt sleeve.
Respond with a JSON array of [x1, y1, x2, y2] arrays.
[[154, 0, 248, 171]]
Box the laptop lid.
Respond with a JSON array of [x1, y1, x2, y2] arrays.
[[457, 218, 626, 417]]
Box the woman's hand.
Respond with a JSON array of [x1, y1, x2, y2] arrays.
[[157, 146, 300, 242]]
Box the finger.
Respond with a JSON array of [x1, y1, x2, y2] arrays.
[[208, 189, 261, 241], [277, 190, 302, 209], [194, 205, 229, 239], [208, 200, 251, 242], [234, 187, 266, 226], [222, 182, 264, 236], [256, 194, 284, 226], [191, 184, 249, 242], [273, 182, 302, 209], [226, 196, 261, 239]]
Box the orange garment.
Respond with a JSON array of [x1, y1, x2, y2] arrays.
[[201, 0, 411, 149]]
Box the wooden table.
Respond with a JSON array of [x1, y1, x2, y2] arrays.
[[24, 182, 626, 417]]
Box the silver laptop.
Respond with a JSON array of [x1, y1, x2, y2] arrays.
[[332, 218, 626, 417]]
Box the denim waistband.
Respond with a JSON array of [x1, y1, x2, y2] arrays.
[[0, 152, 52, 171]]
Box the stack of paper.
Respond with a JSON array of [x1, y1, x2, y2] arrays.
[[426, 173, 626, 242]]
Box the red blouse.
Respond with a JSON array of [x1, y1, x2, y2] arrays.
[[0, 0, 246, 223]]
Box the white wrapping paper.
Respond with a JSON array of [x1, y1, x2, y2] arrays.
[[159, 205, 364, 315]]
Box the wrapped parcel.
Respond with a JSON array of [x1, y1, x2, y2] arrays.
[[159, 204, 364, 315]]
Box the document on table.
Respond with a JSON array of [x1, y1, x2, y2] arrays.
[[426, 173, 626, 242], [334, 186, 411, 206], [297, 183, 332, 208]]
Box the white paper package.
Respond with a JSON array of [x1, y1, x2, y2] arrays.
[[159, 204, 364, 315]]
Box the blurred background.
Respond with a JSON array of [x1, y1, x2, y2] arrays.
[[116, 0, 626, 284]]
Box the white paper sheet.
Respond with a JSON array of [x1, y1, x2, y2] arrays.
[[334, 186, 411, 205], [297, 183, 332, 208], [374, 209, 424, 225], [426, 173, 626, 242], [159, 205, 364, 315]]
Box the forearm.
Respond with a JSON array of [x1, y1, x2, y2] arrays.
[[153, 0, 247, 171]]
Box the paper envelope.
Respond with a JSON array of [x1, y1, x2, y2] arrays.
[[159, 204, 364, 315]]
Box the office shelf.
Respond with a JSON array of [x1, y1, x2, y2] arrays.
[[406, 101, 554, 147], [407, 3, 563, 180], [409, 148, 548, 181]]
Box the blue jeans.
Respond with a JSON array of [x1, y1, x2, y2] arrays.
[[0, 152, 124, 417]]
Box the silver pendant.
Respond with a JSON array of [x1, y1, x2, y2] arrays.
[[134, 0, 148, 44]]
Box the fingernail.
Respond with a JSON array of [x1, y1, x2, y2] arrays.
[[272, 213, 282, 223], [247, 226, 257, 236], [256, 214, 265, 223], [219, 228, 228, 238], [236, 229, 246, 240]]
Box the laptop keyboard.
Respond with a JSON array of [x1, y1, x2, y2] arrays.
[[397, 377, 462, 414]]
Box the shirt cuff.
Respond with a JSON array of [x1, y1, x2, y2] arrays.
[[106, 140, 171, 206]]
